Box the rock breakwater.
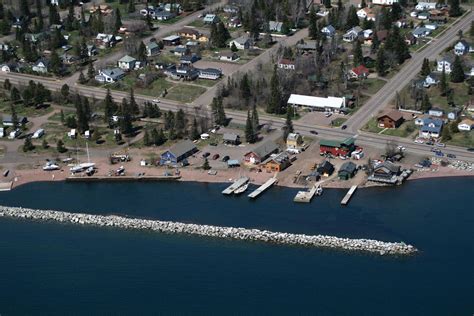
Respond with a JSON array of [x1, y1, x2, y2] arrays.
[[0, 205, 417, 256]]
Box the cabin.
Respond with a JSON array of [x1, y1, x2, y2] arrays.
[[454, 40, 471, 56], [338, 161, 357, 180], [348, 65, 369, 79], [160, 140, 198, 165], [343, 26, 363, 42], [162, 35, 181, 46], [244, 141, 279, 165], [371, 161, 400, 181], [198, 68, 222, 80], [229, 36, 251, 50], [95, 33, 117, 49], [265, 152, 290, 172], [145, 42, 160, 57], [287, 94, 346, 112], [268, 21, 283, 33], [319, 137, 356, 157], [458, 119, 474, 131], [286, 133, 303, 149], [203, 14, 219, 24], [32, 59, 49, 73], [424, 72, 440, 87], [377, 110, 404, 128], [316, 160, 335, 177], [321, 25, 336, 38], [223, 133, 240, 145], [219, 51, 239, 62], [118, 55, 137, 71]]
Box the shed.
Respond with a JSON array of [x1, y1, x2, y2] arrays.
[[338, 161, 357, 180], [160, 140, 198, 165], [244, 141, 279, 164]]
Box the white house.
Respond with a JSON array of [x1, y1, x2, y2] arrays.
[[454, 40, 471, 56], [269, 21, 283, 33], [357, 8, 376, 21], [118, 55, 137, 71], [321, 25, 336, 38], [198, 68, 222, 80], [457, 120, 474, 131], [419, 117, 443, 139], [372, 0, 398, 4], [437, 55, 454, 73], [343, 26, 363, 42], [203, 14, 219, 24], [412, 27, 432, 38], [228, 36, 251, 50], [32, 59, 49, 73], [287, 94, 346, 112], [95, 68, 125, 83], [428, 108, 444, 117], [415, 2, 438, 10], [424, 73, 439, 87]]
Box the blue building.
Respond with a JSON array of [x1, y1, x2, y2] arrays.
[[160, 140, 198, 165]]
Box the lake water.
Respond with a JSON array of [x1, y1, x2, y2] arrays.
[[0, 178, 473, 315]]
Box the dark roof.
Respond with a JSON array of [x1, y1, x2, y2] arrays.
[[223, 133, 239, 141], [339, 161, 357, 174], [320, 138, 355, 148], [167, 140, 197, 158], [248, 140, 279, 158], [317, 160, 334, 172], [377, 110, 403, 122], [376, 161, 400, 173]]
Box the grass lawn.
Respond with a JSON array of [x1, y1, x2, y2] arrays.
[[48, 110, 74, 122], [363, 78, 386, 95], [0, 100, 54, 118], [188, 20, 206, 28], [428, 83, 470, 112], [447, 131, 474, 148], [362, 117, 384, 133], [381, 121, 417, 138], [331, 117, 347, 127], [194, 78, 220, 87], [165, 84, 207, 103], [110, 76, 173, 98]]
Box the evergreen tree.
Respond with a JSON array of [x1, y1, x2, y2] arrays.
[[128, 0, 136, 13], [50, 50, 62, 75], [60, 110, 65, 123], [49, 4, 61, 26], [421, 94, 432, 112], [114, 8, 122, 31], [252, 103, 259, 130], [20, 0, 30, 17], [175, 109, 186, 137], [448, 0, 462, 17], [42, 138, 49, 149], [78, 71, 86, 84], [3, 78, 11, 91], [190, 117, 200, 140], [353, 41, 363, 66], [87, 63, 95, 80], [439, 66, 448, 96], [202, 157, 211, 170], [245, 110, 256, 143], [450, 55, 465, 83], [151, 128, 161, 146], [376, 47, 386, 76], [23, 137, 35, 152], [10, 104, 18, 128], [240, 74, 251, 105], [345, 6, 359, 30], [119, 98, 133, 135], [267, 66, 282, 114], [75, 94, 89, 133], [441, 126, 451, 141], [421, 58, 431, 76], [215, 97, 227, 126], [103, 89, 117, 125], [323, 0, 332, 8], [143, 129, 151, 146], [230, 42, 238, 52], [360, 0, 367, 8], [137, 42, 147, 61], [61, 84, 69, 100], [156, 128, 166, 145], [308, 6, 319, 40], [470, 21, 474, 37], [57, 139, 67, 153], [36, 0, 44, 31], [283, 106, 294, 140], [129, 88, 139, 115]]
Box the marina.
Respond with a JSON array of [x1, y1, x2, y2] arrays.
[[222, 177, 250, 195], [294, 182, 323, 203], [248, 177, 278, 199], [341, 185, 358, 205]]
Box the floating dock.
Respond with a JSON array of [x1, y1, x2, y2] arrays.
[[248, 177, 278, 199], [222, 177, 249, 195], [294, 182, 322, 203], [341, 185, 358, 205], [0, 181, 12, 191]]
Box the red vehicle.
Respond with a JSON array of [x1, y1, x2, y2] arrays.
[[212, 154, 220, 160]]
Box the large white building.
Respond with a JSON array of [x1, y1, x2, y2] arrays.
[[371, 0, 398, 5], [287, 94, 346, 112]]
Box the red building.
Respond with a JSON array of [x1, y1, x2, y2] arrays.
[[319, 138, 356, 157]]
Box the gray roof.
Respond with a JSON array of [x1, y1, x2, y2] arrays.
[[146, 42, 159, 49], [168, 140, 197, 158], [250, 140, 279, 159], [269, 21, 283, 32], [233, 35, 250, 45], [296, 41, 317, 50], [376, 161, 400, 174], [223, 133, 239, 141], [322, 25, 336, 33], [440, 54, 455, 63], [101, 68, 125, 79], [339, 161, 357, 174], [118, 55, 136, 63], [199, 68, 222, 75], [2, 115, 26, 122]]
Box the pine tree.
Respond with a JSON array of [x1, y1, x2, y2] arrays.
[[175, 109, 186, 137], [240, 74, 251, 106], [216, 97, 227, 126], [156, 128, 166, 145], [252, 103, 259, 130], [50, 50, 62, 75], [10, 87, 20, 102], [190, 118, 200, 140], [353, 41, 363, 66], [23, 137, 34, 152], [439, 66, 448, 96], [49, 4, 60, 26], [57, 139, 67, 153], [78, 71, 86, 84], [230, 42, 238, 52], [421, 94, 432, 112], [60, 110, 65, 123], [470, 21, 474, 37], [143, 129, 151, 146], [128, 0, 136, 13], [137, 42, 147, 61], [119, 98, 133, 135], [20, 0, 30, 17], [360, 0, 367, 8], [421, 58, 431, 76], [36, 0, 44, 31], [61, 84, 69, 100], [450, 55, 465, 83], [267, 66, 282, 114], [10, 104, 18, 128], [245, 110, 255, 143], [129, 88, 139, 115], [345, 6, 359, 30], [42, 138, 49, 149], [114, 8, 122, 32], [103, 89, 117, 125], [308, 6, 319, 40], [283, 106, 294, 140], [448, 0, 462, 17], [441, 126, 451, 141], [202, 158, 211, 170], [3, 78, 11, 91]]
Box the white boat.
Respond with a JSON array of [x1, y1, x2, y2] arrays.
[[43, 163, 60, 171], [70, 142, 96, 173], [86, 166, 95, 176], [316, 185, 323, 196], [234, 183, 249, 195]]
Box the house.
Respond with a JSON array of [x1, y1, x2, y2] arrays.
[[0, 43, 10, 51], [203, 14, 219, 24], [429, 15, 447, 24], [424, 72, 440, 87], [338, 161, 357, 180], [349, 65, 369, 79], [173, 45, 188, 56], [371, 161, 400, 180], [415, 2, 438, 10], [278, 58, 296, 70], [419, 117, 443, 138], [162, 35, 181, 46], [343, 26, 363, 42], [177, 27, 208, 42], [223, 5, 239, 14], [164, 3, 182, 13], [417, 12, 430, 20], [316, 160, 335, 177], [428, 108, 444, 117], [228, 17, 242, 28], [296, 40, 317, 51], [2, 115, 27, 127], [372, 0, 399, 4], [457, 119, 474, 131], [412, 27, 431, 38], [165, 64, 199, 81], [145, 42, 160, 57], [321, 25, 336, 38], [454, 40, 470, 56], [87, 44, 98, 56], [61, 53, 79, 65], [265, 152, 291, 172], [95, 33, 117, 49], [357, 8, 376, 21], [405, 33, 417, 46], [32, 59, 49, 73], [219, 51, 239, 62], [229, 36, 251, 50], [319, 138, 356, 157], [377, 110, 404, 128], [425, 23, 438, 30], [269, 21, 283, 33], [0, 62, 19, 73], [223, 133, 240, 145], [287, 94, 346, 112], [95, 68, 125, 83], [118, 55, 137, 71], [154, 11, 176, 21], [244, 141, 279, 164], [286, 133, 304, 149], [466, 66, 474, 77], [160, 140, 198, 165], [447, 108, 461, 120], [437, 55, 454, 73], [24, 32, 47, 43], [180, 54, 200, 64], [198, 68, 222, 80]]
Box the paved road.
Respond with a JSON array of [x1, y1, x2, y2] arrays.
[[345, 10, 474, 133]]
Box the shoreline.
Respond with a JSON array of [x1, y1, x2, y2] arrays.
[[3, 165, 473, 191]]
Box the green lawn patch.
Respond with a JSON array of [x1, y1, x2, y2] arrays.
[[381, 121, 417, 138], [194, 78, 219, 87], [331, 117, 347, 127], [362, 117, 384, 133], [447, 131, 474, 148], [363, 78, 386, 95], [164, 84, 207, 103]]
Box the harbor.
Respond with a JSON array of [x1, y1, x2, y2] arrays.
[[222, 177, 250, 195], [341, 185, 358, 205], [248, 177, 278, 199], [0, 205, 418, 256]]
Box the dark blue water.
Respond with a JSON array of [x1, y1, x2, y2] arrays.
[[0, 179, 473, 315]]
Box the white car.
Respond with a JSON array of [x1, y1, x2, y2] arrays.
[[152, 99, 161, 104], [435, 142, 445, 148], [324, 112, 332, 118], [414, 139, 424, 144], [397, 145, 406, 151]]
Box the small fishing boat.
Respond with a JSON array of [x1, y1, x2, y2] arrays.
[[43, 162, 60, 171], [316, 185, 323, 196], [234, 183, 249, 195]]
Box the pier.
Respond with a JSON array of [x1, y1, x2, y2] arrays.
[[248, 177, 278, 199], [222, 177, 249, 195], [0, 181, 12, 191], [341, 185, 358, 205], [294, 182, 322, 203], [0, 205, 418, 256]]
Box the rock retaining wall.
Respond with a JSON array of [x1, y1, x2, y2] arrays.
[[0, 206, 417, 256]]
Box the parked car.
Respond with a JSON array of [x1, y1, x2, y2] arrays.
[[447, 153, 456, 158], [397, 145, 406, 151], [414, 139, 424, 144], [202, 152, 210, 158], [324, 112, 332, 118], [426, 141, 434, 146], [212, 154, 220, 160], [435, 151, 444, 157], [435, 142, 445, 148], [152, 99, 160, 104], [222, 155, 230, 162], [309, 130, 318, 135], [341, 125, 347, 130], [467, 148, 474, 152]]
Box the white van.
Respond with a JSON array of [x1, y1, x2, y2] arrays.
[[8, 129, 21, 139], [32, 128, 45, 139], [0, 127, 4, 138]]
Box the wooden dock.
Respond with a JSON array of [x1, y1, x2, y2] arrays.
[[222, 177, 249, 195], [248, 177, 278, 199], [294, 182, 322, 203], [341, 185, 358, 205], [0, 181, 13, 191]]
